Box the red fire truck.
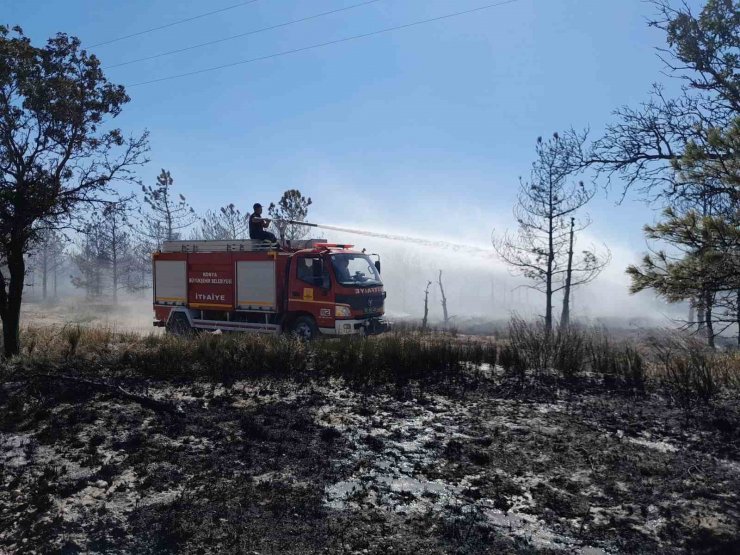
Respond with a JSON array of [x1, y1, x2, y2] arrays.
[[152, 239, 389, 339]]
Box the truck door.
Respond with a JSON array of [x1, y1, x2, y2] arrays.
[[289, 254, 334, 329]]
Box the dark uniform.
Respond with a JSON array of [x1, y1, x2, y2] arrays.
[[249, 203, 277, 242]]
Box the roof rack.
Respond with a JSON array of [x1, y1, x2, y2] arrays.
[[160, 238, 325, 253], [161, 240, 277, 253]]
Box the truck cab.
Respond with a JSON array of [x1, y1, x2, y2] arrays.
[[287, 245, 388, 338]]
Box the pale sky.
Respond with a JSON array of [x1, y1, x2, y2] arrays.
[[5, 0, 700, 321]]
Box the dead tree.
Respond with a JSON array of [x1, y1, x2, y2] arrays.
[[493, 132, 607, 332], [560, 218, 576, 327], [193, 204, 250, 240], [422, 281, 432, 331], [140, 170, 196, 248], [438, 270, 450, 327], [99, 202, 133, 302]]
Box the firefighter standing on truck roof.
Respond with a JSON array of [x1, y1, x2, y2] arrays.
[[249, 203, 278, 242]]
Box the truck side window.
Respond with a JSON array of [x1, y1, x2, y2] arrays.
[[297, 257, 330, 288]]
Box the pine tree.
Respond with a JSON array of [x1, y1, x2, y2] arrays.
[[268, 189, 312, 242], [98, 202, 135, 302], [140, 170, 197, 247], [493, 132, 608, 332], [627, 208, 739, 347]]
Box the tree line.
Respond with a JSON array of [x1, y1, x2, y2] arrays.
[[28, 171, 312, 302]]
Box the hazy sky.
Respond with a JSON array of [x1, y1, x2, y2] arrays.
[[5, 0, 701, 320]]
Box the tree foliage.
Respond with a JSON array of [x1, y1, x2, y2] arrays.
[[0, 26, 148, 355], [591, 0, 740, 345], [268, 189, 312, 242]]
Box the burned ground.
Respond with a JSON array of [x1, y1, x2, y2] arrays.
[[1, 345, 739, 554]]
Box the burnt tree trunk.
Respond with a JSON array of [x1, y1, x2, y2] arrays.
[[438, 270, 449, 327], [545, 194, 554, 334], [0, 248, 26, 357], [111, 225, 118, 303], [737, 289, 740, 347], [704, 288, 715, 348], [41, 244, 48, 301], [560, 217, 575, 328], [422, 281, 432, 331]]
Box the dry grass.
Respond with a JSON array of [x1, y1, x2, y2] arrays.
[[5, 322, 738, 403]]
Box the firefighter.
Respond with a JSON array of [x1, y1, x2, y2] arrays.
[[249, 203, 277, 242], [335, 256, 352, 283]]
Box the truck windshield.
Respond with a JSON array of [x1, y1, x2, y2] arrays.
[[331, 254, 382, 287]]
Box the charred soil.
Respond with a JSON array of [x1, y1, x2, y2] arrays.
[[1, 337, 739, 553]]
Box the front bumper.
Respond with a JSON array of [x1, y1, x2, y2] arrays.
[[324, 317, 391, 336]]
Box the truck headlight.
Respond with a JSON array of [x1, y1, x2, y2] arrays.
[[335, 305, 352, 318]]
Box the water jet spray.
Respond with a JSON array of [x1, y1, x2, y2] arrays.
[[278, 219, 495, 257]]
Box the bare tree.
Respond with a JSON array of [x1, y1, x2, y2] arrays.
[[98, 201, 137, 302], [493, 132, 608, 332], [0, 27, 148, 355], [422, 280, 432, 331], [193, 203, 250, 240], [70, 217, 107, 299], [438, 270, 450, 328], [28, 229, 66, 302], [128, 237, 155, 294], [140, 169, 196, 248], [560, 217, 576, 328]]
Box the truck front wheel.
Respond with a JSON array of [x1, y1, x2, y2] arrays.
[[291, 316, 318, 341]]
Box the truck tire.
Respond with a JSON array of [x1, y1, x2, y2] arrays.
[[291, 315, 318, 341], [166, 312, 192, 336]]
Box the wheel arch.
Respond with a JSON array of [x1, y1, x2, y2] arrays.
[[167, 307, 193, 326]]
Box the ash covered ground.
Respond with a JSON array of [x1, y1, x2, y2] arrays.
[[1, 353, 739, 554]]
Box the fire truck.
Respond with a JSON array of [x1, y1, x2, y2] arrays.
[[152, 239, 389, 339]]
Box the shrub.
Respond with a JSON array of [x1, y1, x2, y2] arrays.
[[497, 343, 526, 377], [506, 317, 588, 379], [311, 334, 495, 387], [587, 332, 645, 390], [655, 337, 719, 408], [649, 334, 740, 409], [552, 325, 588, 379]]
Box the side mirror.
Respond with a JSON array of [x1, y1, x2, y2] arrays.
[[374, 260, 381, 274]]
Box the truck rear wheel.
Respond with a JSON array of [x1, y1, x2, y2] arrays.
[[166, 312, 192, 336], [291, 316, 318, 341]]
